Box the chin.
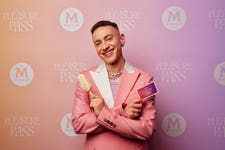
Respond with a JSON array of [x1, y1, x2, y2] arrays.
[[102, 57, 115, 64]]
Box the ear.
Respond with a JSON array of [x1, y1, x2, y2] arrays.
[[120, 33, 126, 47]]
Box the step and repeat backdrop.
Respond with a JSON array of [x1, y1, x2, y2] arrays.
[[1, 0, 225, 150]]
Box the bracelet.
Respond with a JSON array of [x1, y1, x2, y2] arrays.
[[122, 103, 127, 109]]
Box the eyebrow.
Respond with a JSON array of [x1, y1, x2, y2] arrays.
[[94, 34, 113, 43], [104, 34, 113, 40]]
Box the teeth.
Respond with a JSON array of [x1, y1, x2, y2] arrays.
[[103, 50, 113, 56]]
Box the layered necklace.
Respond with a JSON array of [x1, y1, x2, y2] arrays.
[[108, 71, 122, 80]]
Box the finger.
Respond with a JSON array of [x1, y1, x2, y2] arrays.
[[132, 103, 142, 108], [89, 91, 94, 99], [132, 108, 140, 113], [90, 100, 99, 105], [133, 99, 142, 103], [89, 92, 100, 99], [138, 108, 142, 113], [90, 99, 98, 105], [89, 93, 95, 99], [91, 98, 102, 104], [90, 103, 94, 107], [89, 91, 93, 95]]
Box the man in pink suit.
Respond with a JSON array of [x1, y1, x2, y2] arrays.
[[72, 20, 156, 150]]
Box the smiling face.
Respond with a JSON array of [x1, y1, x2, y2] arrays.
[[92, 25, 125, 67]]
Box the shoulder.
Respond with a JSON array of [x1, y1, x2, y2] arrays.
[[133, 66, 152, 76], [133, 66, 153, 81], [79, 65, 98, 75], [76, 65, 99, 85]]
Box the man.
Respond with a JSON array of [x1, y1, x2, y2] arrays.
[[72, 20, 156, 150]]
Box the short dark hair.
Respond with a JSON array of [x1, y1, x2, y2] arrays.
[[91, 20, 119, 34]]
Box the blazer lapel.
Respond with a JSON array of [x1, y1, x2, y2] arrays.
[[89, 63, 114, 108], [115, 62, 140, 105]]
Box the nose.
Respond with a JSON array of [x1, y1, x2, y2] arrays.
[[102, 41, 109, 50]]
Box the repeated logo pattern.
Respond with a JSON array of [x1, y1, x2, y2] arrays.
[[214, 62, 225, 86], [0, 10, 39, 32], [54, 62, 90, 83], [104, 10, 140, 31], [60, 8, 84, 32], [208, 117, 225, 138], [209, 9, 225, 31], [4, 116, 40, 137], [60, 113, 77, 136], [1, 2, 224, 150], [156, 62, 192, 83], [10, 62, 34, 87], [162, 113, 186, 137], [162, 6, 187, 31]]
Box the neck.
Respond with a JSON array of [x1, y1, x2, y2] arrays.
[[106, 58, 125, 75]]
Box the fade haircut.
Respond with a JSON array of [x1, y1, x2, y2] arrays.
[[91, 20, 119, 34]]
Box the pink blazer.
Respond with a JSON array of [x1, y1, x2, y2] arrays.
[[72, 62, 156, 150]]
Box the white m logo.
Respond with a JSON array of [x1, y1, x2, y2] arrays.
[[219, 65, 225, 80], [10, 63, 34, 86], [168, 11, 181, 23], [214, 62, 225, 86], [167, 117, 181, 129], [162, 113, 186, 137], [162, 6, 187, 31], [60, 8, 84, 32], [15, 67, 29, 80], [66, 12, 78, 25]]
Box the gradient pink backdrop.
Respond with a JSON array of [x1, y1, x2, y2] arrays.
[[1, 0, 225, 150]]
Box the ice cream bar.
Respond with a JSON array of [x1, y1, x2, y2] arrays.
[[77, 74, 92, 92]]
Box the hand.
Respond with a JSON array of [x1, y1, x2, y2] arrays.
[[89, 93, 104, 117], [124, 99, 143, 119]]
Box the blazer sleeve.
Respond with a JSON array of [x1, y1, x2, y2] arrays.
[[96, 98, 156, 140], [96, 75, 157, 140], [71, 81, 105, 134]]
